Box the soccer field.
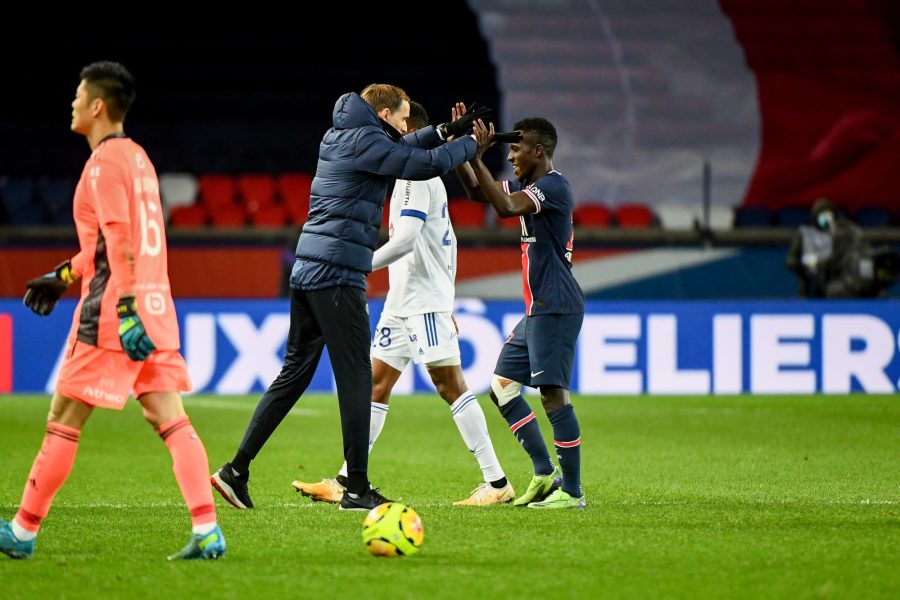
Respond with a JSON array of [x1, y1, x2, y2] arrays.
[[1, 393, 897, 599]]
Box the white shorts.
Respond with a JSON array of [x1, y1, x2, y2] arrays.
[[371, 311, 460, 372]]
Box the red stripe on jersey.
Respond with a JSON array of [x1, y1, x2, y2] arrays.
[[554, 437, 581, 448], [510, 411, 536, 433], [521, 242, 534, 315]]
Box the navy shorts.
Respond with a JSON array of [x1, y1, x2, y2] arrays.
[[494, 313, 583, 389]]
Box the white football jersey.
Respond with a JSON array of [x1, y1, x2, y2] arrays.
[[382, 177, 455, 317]]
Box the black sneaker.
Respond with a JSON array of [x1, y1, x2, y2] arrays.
[[339, 485, 393, 511], [211, 462, 254, 509]]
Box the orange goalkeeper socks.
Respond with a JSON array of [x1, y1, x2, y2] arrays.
[[16, 422, 81, 533], [157, 416, 216, 527]]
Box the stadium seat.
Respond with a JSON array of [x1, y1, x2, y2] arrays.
[[855, 205, 893, 227], [655, 203, 697, 230], [278, 173, 312, 223], [250, 204, 287, 228], [0, 176, 35, 212], [733, 206, 772, 227], [159, 172, 199, 219], [198, 174, 237, 209], [238, 174, 277, 215], [614, 203, 655, 228], [498, 214, 523, 230], [210, 205, 247, 227], [776, 205, 810, 227], [35, 176, 76, 225], [573, 203, 612, 227], [168, 205, 207, 227], [448, 199, 486, 227], [0, 177, 44, 225]]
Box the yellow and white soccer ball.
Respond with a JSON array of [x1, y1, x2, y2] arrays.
[[361, 502, 424, 557]]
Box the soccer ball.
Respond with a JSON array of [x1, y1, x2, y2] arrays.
[[361, 502, 424, 557]]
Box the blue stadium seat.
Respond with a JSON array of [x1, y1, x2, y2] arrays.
[[855, 206, 893, 227], [0, 177, 45, 225], [36, 176, 76, 225], [0, 177, 35, 211], [733, 206, 772, 227], [776, 205, 811, 227]]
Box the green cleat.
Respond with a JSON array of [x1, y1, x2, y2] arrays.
[[0, 519, 35, 559], [167, 525, 226, 560], [512, 466, 562, 506], [527, 488, 586, 509]]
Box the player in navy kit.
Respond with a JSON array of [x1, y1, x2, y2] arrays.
[[457, 115, 586, 509]]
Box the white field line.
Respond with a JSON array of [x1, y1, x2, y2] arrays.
[[183, 397, 319, 416]]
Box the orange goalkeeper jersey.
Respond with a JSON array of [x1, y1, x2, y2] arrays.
[[67, 135, 180, 351]]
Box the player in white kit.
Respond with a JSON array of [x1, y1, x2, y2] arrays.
[[292, 101, 514, 506]]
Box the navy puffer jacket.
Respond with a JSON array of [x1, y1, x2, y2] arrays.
[[291, 92, 477, 291]]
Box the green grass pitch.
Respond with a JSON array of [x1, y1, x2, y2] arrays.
[[1, 393, 897, 599]]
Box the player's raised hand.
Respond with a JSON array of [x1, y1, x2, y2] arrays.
[[23, 260, 77, 316], [473, 119, 495, 158]]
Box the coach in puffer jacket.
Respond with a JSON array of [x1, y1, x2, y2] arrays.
[[214, 85, 484, 515], [291, 91, 476, 290]]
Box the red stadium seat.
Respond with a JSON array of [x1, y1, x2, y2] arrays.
[[250, 204, 287, 228], [382, 200, 391, 229], [448, 199, 485, 227], [198, 174, 237, 209], [498, 215, 523, 230], [209, 205, 247, 227], [168, 205, 207, 227], [615, 203, 655, 228], [573, 204, 612, 227], [278, 173, 312, 222], [238, 174, 276, 214]]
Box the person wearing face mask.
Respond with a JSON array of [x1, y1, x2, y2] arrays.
[[786, 199, 898, 298]]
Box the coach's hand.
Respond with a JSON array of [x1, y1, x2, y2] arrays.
[[23, 260, 77, 316], [117, 295, 156, 361]]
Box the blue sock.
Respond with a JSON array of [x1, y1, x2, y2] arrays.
[[548, 404, 582, 498], [499, 396, 554, 476]]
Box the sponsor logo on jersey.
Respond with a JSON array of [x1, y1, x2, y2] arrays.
[[528, 185, 546, 203]]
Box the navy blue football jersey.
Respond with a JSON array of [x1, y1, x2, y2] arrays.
[[503, 171, 584, 315]]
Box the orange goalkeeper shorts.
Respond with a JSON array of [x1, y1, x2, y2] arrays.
[[56, 340, 192, 410]]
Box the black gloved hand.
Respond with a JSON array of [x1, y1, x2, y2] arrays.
[[23, 260, 76, 316], [441, 103, 493, 139], [493, 130, 523, 144]]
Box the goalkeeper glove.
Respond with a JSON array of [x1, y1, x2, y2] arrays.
[[117, 295, 156, 361], [440, 103, 493, 139], [23, 260, 76, 316]]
